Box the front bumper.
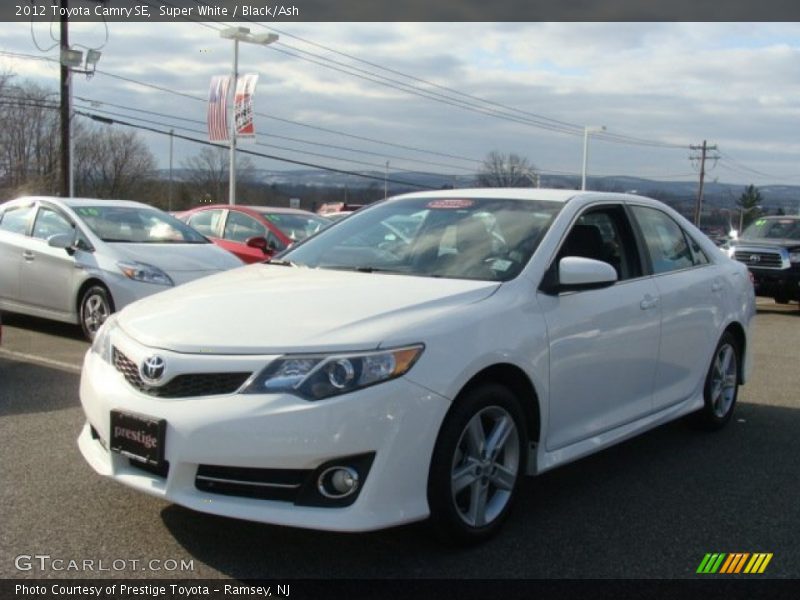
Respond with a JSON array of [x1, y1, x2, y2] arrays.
[[748, 267, 800, 300], [78, 349, 450, 532]]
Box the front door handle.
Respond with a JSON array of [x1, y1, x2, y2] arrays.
[[711, 281, 723, 292], [640, 295, 659, 310], [22, 250, 35, 261]]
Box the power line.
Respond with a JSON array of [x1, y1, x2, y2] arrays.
[[187, 0, 688, 150], [74, 109, 433, 189], [72, 101, 468, 179], [73, 95, 480, 173]]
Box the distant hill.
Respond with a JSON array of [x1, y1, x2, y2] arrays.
[[156, 169, 800, 214]]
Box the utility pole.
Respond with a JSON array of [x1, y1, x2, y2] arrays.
[[59, 0, 70, 197], [168, 129, 174, 211], [690, 140, 719, 226]]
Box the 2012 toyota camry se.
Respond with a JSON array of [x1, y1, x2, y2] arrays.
[[78, 189, 755, 542]]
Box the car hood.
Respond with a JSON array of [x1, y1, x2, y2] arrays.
[[117, 265, 500, 354], [111, 243, 242, 274], [735, 237, 799, 248]]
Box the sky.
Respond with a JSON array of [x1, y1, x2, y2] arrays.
[[2, 20, 800, 187]]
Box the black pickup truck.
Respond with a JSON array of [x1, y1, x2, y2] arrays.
[[727, 215, 800, 306]]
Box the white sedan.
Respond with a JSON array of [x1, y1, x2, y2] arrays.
[[77, 189, 755, 543], [0, 196, 243, 339]]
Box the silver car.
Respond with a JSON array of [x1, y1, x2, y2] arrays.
[[0, 196, 243, 340]]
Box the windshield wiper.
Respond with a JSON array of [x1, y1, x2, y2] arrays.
[[324, 265, 403, 274], [266, 258, 298, 267]]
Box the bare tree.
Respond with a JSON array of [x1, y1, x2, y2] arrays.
[[0, 76, 61, 198], [73, 123, 156, 199], [182, 146, 255, 204], [476, 151, 537, 187]]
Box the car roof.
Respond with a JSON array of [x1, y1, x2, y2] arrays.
[[191, 204, 320, 216], [392, 188, 600, 203], [11, 196, 156, 210]]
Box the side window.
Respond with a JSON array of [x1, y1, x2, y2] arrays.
[[686, 233, 710, 266], [266, 231, 287, 252], [631, 206, 694, 274], [0, 204, 35, 235], [558, 205, 642, 281], [223, 211, 267, 243], [188, 209, 224, 237], [32, 207, 74, 240]]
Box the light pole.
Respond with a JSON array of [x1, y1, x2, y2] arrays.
[[581, 125, 605, 191], [220, 27, 278, 205]]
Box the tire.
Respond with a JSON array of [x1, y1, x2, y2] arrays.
[[689, 331, 740, 431], [427, 383, 527, 544], [79, 284, 114, 341]]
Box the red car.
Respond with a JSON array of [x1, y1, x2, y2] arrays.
[[178, 205, 331, 263]]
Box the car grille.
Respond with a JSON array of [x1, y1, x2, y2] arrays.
[[195, 464, 310, 503], [734, 250, 784, 269], [112, 347, 251, 398]]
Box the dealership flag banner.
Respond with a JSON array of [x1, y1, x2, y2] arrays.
[[207, 75, 231, 142], [234, 73, 259, 139]]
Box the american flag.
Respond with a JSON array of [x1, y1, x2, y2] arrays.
[[207, 75, 231, 142]]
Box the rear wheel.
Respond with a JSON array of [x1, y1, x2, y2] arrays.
[[428, 383, 527, 544], [689, 331, 740, 431], [79, 284, 113, 341]]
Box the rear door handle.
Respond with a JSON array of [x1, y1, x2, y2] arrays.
[[711, 281, 723, 292], [640, 295, 659, 310], [22, 250, 35, 261]]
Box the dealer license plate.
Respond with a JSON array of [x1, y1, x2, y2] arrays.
[[110, 410, 166, 467]]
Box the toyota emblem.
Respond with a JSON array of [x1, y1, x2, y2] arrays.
[[140, 355, 166, 384], [749, 254, 760, 263]]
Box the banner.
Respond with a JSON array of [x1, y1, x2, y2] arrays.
[[234, 73, 259, 139], [207, 75, 231, 143]]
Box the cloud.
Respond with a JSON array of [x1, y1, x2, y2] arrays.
[[2, 21, 800, 184]]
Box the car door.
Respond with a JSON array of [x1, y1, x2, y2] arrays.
[[0, 202, 36, 305], [628, 205, 724, 411], [537, 204, 662, 451], [19, 204, 81, 316], [221, 210, 272, 263]]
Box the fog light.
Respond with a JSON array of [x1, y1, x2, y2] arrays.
[[317, 466, 360, 499]]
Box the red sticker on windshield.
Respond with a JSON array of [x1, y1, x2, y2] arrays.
[[426, 199, 475, 209]]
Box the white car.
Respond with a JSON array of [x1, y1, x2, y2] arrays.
[[78, 189, 755, 542], [0, 197, 243, 340]]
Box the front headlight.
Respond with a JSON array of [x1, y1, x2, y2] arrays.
[[91, 314, 118, 364], [789, 250, 800, 264], [117, 261, 174, 286], [242, 345, 424, 400]]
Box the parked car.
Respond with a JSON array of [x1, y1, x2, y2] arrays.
[[177, 205, 331, 263], [78, 189, 755, 543], [317, 202, 365, 220], [0, 197, 243, 340], [725, 215, 800, 306]]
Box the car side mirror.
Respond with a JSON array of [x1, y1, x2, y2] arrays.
[[540, 256, 618, 294], [245, 236, 270, 254], [48, 232, 77, 255]]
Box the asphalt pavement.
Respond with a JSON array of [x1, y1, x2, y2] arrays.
[[1, 302, 798, 579]]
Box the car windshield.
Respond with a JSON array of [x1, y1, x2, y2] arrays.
[[259, 212, 332, 242], [741, 218, 800, 240], [281, 196, 563, 282], [74, 206, 209, 244]]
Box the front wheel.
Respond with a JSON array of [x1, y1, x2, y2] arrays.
[[689, 331, 740, 431], [79, 284, 114, 341], [427, 383, 527, 544]]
